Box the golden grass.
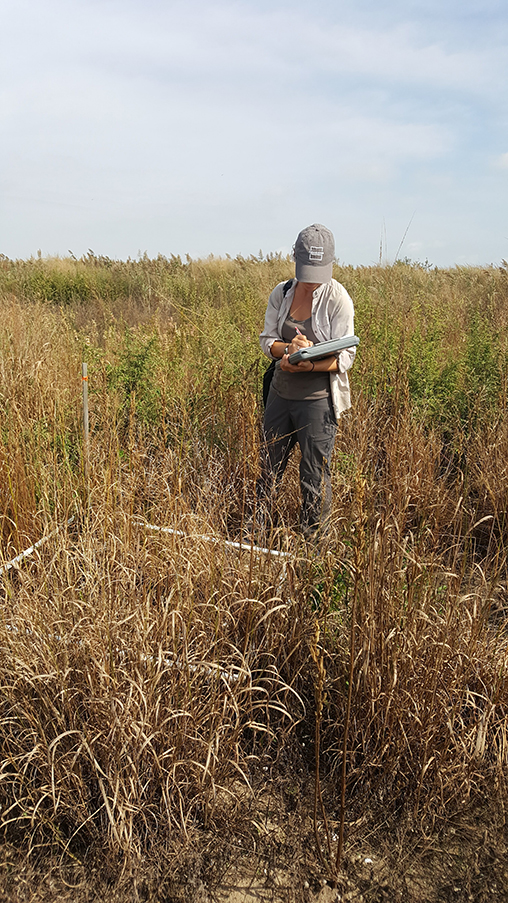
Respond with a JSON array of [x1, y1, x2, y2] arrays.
[[1, 257, 508, 884]]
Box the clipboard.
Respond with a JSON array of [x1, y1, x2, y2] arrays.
[[288, 335, 359, 364]]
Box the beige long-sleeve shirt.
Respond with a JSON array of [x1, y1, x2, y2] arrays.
[[259, 278, 356, 419]]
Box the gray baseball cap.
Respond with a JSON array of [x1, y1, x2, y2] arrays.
[[294, 223, 335, 283]]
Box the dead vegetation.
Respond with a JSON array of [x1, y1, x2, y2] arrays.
[[1, 257, 508, 899]]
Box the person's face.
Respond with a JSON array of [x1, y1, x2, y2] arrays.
[[300, 282, 321, 291]]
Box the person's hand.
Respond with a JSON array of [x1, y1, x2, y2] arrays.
[[288, 334, 313, 355], [280, 356, 315, 373], [280, 335, 314, 373]]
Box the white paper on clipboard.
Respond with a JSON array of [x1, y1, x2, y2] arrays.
[[288, 335, 359, 364]]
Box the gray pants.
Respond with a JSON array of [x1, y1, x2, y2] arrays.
[[259, 389, 337, 536]]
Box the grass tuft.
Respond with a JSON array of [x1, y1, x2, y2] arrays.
[[1, 254, 508, 884]]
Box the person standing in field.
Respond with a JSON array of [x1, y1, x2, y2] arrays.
[[257, 223, 356, 539]]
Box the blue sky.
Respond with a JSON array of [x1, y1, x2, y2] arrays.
[[1, 0, 507, 265]]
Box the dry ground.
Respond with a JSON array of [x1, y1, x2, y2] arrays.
[[1, 778, 507, 903]]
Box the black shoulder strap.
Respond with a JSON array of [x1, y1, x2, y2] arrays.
[[262, 279, 293, 408]]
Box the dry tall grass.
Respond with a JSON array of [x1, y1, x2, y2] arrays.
[[1, 255, 508, 884]]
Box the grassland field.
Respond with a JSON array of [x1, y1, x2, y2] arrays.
[[1, 252, 508, 901]]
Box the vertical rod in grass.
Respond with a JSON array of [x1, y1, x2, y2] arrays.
[[82, 362, 90, 484]]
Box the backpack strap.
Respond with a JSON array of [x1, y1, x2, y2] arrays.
[[262, 279, 294, 407]]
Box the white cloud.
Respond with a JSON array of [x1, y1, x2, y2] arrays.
[[494, 153, 508, 169], [1, 0, 507, 264], [3, 0, 505, 98]]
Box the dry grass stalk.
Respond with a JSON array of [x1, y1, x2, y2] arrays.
[[1, 259, 508, 876]]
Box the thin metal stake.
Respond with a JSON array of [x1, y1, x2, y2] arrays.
[[82, 362, 89, 479]]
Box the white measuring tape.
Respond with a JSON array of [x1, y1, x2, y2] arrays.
[[133, 520, 291, 558], [1, 516, 292, 683], [0, 516, 75, 577]]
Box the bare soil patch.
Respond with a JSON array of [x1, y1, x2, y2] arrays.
[[1, 778, 507, 903]]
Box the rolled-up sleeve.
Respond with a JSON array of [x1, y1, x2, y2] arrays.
[[336, 346, 357, 373], [328, 285, 356, 373]]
